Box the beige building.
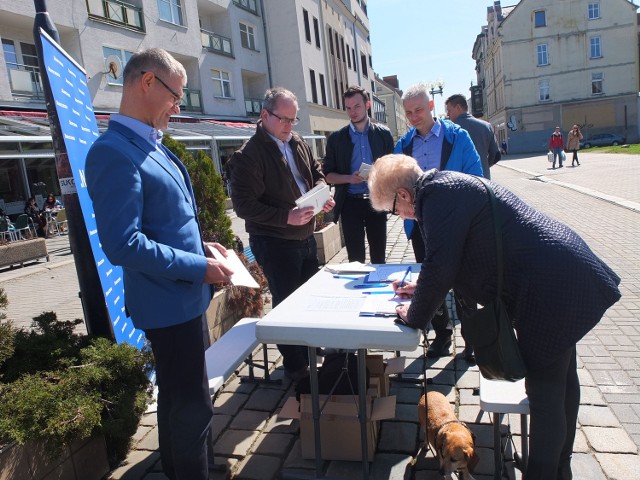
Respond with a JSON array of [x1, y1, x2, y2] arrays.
[[475, 0, 639, 153], [374, 74, 407, 142], [0, 0, 381, 214]]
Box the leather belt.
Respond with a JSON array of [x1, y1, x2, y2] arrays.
[[347, 193, 370, 199]]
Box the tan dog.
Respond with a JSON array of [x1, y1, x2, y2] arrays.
[[418, 391, 479, 480]]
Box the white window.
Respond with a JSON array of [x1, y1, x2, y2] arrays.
[[537, 44, 549, 66], [588, 3, 600, 20], [103, 46, 133, 85], [157, 0, 183, 26], [211, 69, 231, 98], [539, 79, 550, 101], [591, 73, 603, 94], [590, 37, 602, 59], [239, 22, 256, 50]]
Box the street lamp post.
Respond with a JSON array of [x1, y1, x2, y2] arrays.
[[428, 80, 445, 117]]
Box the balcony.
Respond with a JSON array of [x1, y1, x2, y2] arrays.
[[244, 97, 262, 116], [233, 0, 258, 15], [201, 29, 234, 57], [181, 88, 202, 113], [86, 0, 145, 32], [6, 64, 45, 101]]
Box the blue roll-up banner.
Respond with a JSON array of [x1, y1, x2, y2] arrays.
[[39, 29, 145, 350]]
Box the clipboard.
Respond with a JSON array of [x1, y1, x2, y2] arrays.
[[359, 294, 411, 317]]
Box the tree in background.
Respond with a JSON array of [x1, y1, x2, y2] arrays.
[[162, 135, 235, 247]]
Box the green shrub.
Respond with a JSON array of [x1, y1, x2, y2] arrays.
[[0, 310, 153, 464]]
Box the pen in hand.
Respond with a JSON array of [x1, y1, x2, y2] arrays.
[[399, 266, 412, 288]]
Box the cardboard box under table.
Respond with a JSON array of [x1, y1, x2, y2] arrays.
[[280, 394, 396, 461]]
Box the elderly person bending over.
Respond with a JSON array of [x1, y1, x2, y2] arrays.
[[367, 154, 621, 480]]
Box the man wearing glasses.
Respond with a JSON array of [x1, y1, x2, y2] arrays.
[[229, 87, 335, 383], [86, 48, 233, 480], [323, 85, 394, 265]]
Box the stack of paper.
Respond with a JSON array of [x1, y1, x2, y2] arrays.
[[359, 294, 411, 317], [295, 184, 330, 215], [324, 261, 376, 274], [207, 246, 260, 289]]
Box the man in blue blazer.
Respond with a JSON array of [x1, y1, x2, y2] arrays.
[[86, 48, 233, 480]]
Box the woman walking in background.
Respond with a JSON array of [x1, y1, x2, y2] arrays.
[[566, 125, 583, 167]]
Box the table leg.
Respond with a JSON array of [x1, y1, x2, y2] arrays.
[[357, 348, 369, 480], [520, 414, 528, 469], [308, 347, 323, 478], [493, 412, 502, 480]]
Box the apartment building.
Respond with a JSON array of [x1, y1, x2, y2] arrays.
[[374, 74, 407, 142], [474, 0, 639, 153], [0, 0, 382, 215]]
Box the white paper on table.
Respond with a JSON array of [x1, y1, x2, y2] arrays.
[[207, 246, 260, 289], [304, 295, 365, 312], [365, 265, 415, 283], [295, 184, 330, 215], [324, 261, 376, 274], [359, 294, 411, 316]]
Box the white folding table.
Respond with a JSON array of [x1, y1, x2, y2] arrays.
[[256, 265, 420, 480]]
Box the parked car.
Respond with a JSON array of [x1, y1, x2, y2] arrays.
[[580, 133, 626, 149]]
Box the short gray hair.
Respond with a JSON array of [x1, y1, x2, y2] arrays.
[[368, 154, 422, 211], [122, 48, 186, 86], [263, 87, 298, 112], [402, 82, 430, 102]]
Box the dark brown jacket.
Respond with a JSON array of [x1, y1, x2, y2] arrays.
[[229, 121, 326, 240]]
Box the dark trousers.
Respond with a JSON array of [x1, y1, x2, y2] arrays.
[[340, 195, 387, 264], [571, 149, 580, 165], [250, 234, 319, 372], [145, 315, 213, 480], [552, 147, 564, 168], [410, 222, 452, 337], [525, 346, 579, 480]]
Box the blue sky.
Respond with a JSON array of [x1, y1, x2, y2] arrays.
[[368, 0, 493, 117]]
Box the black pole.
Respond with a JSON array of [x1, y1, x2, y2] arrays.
[[33, 0, 114, 339]]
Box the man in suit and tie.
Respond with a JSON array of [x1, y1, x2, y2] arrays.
[[86, 48, 233, 480]]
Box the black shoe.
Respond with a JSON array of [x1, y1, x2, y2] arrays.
[[427, 335, 452, 358], [463, 345, 475, 364]]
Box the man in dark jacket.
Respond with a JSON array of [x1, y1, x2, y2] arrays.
[[228, 87, 335, 383], [323, 86, 394, 264], [445, 94, 501, 180]]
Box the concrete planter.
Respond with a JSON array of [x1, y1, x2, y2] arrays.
[[0, 238, 49, 269], [205, 288, 243, 344], [0, 435, 109, 480], [314, 222, 343, 265]]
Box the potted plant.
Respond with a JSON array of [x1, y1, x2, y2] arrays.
[[0, 288, 154, 479]]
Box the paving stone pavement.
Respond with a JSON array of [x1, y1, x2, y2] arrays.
[[0, 151, 638, 479]]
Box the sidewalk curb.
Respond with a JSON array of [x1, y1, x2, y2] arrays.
[[497, 163, 640, 213], [0, 258, 76, 285]]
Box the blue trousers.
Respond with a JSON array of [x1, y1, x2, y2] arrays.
[[552, 147, 564, 168], [250, 234, 319, 372], [145, 315, 213, 480]]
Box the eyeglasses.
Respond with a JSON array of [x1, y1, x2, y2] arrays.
[[267, 110, 299, 126], [141, 70, 183, 107]]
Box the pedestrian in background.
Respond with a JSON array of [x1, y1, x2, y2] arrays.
[[323, 85, 394, 264], [549, 126, 565, 169], [229, 87, 335, 383], [394, 82, 483, 359], [566, 125, 583, 167], [86, 48, 233, 480], [368, 153, 621, 480], [445, 93, 501, 180]]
